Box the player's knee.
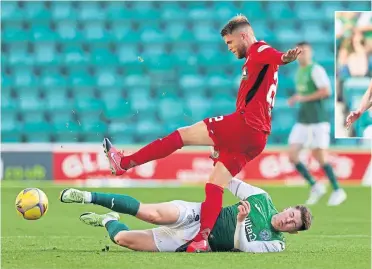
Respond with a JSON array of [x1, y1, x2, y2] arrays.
[[114, 232, 131, 247], [146, 211, 162, 224], [177, 126, 192, 145], [288, 151, 299, 163]]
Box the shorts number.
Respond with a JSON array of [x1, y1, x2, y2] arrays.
[[266, 71, 278, 110], [209, 116, 224, 123]]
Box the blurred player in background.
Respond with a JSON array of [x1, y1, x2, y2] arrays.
[[346, 79, 372, 128], [60, 178, 312, 253], [103, 15, 301, 252], [287, 42, 347, 206]]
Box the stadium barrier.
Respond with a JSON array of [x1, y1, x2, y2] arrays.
[[1, 144, 370, 187]]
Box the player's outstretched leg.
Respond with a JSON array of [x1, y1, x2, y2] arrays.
[[80, 212, 158, 251], [60, 188, 180, 225], [103, 121, 214, 176]]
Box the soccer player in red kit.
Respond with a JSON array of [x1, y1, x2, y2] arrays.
[[103, 15, 301, 252]]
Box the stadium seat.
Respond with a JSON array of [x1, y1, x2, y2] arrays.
[[23, 122, 52, 142], [266, 2, 295, 20], [50, 1, 77, 20], [7, 43, 34, 66], [76, 2, 105, 21], [1, 1, 23, 21]]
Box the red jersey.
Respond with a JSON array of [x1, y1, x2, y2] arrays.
[[236, 41, 286, 134]]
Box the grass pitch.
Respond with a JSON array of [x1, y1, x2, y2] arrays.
[[1, 181, 371, 269]]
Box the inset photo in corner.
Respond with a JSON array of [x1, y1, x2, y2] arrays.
[[335, 11, 372, 139]]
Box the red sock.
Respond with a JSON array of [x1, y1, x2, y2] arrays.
[[120, 130, 184, 169], [193, 183, 224, 242]]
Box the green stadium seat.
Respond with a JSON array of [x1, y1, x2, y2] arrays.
[[186, 96, 213, 122], [90, 46, 118, 66], [240, 2, 265, 20], [140, 26, 169, 43], [77, 2, 105, 21], [45, 91, 74, 112], [293, 2, 322, 20], [161, 4, 188, 20], [135, 119, 164, 140], [50, 1, 77, 20], [23, 2, 51, 20], [110, 21, 133, 41], [19, 94, 46, 111], [128, 88, 157, 115], [104, 99, 132, 121], [2, 22, 30, 42], [301, 24, 328, 43], [117, 43, 140, 65], [266, 2, 295, 20], [213, 2, 240, 20], [210, 94, 235, 115], [13, 67, 38, 88], [34, 42, 59, 66], [108, 122, 136, 144], [158, 97, 186, 122], [23, 122, 52, 142], [53, 122, 82, 142], [105, 2, 129, 20], [1, 1, 23, 21], [7, 43, 34, 66], [80, 121, 108, 142], [344, 1, 370, 10], [56, 21, 83, 42], [39, 67, 68, 90], [82, 21, 108, 41], [275, 21, 303, 44], [1, 119, 22, 142], [188, 7, 216, 20], [124, 74, 151, 88], [1, 73, 12, 92], [321, 2, 346, 19], [206, 73, 236, 95], [61, 43, 89, 66], [22, 110, 46, 123], [31, 23, 58, 42], [68, 68, 95, 89]]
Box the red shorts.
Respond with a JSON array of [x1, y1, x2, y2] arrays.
[[203, 111, 268, 176]]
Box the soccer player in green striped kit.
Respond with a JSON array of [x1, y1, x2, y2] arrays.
[[60, 178, 312, 253], [287, 41, 346, 206]]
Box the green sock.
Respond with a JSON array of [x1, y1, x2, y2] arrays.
[[295, 162, 316, 186], [91, 192, 140, 216], [322, 164, 340, 190], [105, 220, 129, 243]]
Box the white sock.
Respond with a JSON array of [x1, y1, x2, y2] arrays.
[[102, 217, 117, 226], [83, 192, 92, 203]]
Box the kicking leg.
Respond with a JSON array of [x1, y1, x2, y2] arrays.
[[104, 121, 214, 175], [312, 148, 346, 206], [60, 189, 180, 225], [79, 211, 158, 251], [187, 161, 230, 252]]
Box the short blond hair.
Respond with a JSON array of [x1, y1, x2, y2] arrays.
[[220, 14, 251, 37]]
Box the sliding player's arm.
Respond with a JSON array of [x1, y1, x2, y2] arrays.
[[251, 44, 301, 66], [226, 177, 266, 200], [233, 201, 285, 253], [346, 80, 372, 129]]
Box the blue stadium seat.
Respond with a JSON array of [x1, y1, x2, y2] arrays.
[[1, 1, 23, 21], [55, 21, 83, 42], [23, 2, 51, 20], [266, 2, 295, 20]]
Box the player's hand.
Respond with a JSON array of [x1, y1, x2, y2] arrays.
[[346, 110, 361, 129], [237, 200, 251, 223], [282, 47, 302, 63]]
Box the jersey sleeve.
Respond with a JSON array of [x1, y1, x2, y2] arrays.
[[250, 44, 286, 65], [227, 177, 267, 200], [234, 222, 285, 253], [311, 64, 331, 90]]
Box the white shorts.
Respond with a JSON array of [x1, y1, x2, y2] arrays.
[[151, 200, 201, 252], [288, 122, 330, 149]]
